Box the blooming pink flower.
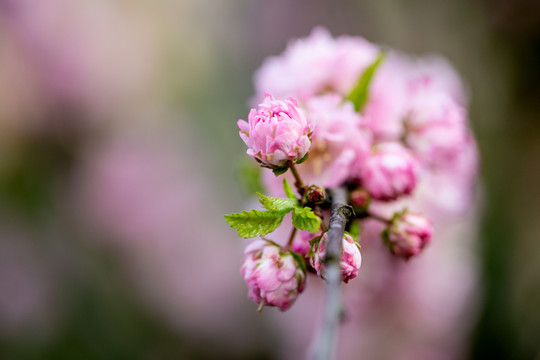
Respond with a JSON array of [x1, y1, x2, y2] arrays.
[[254, 27, 378, 103], [238, 94, 313, 169], [241, 239, 306, 311], [383, 211, 433, 259], [362, 53, 410, 141], [262, 94, 372, 194], [363, 143, 418, 201], [405, 90, 470, 169], [309, 233, 362, 283]]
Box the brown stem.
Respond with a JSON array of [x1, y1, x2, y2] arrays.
[[314, 206, 328, 232], [289, 164, 306, 196], [286, 227, 297, 249], [312, 187, 354, 360], [366, 211, 391, 224]]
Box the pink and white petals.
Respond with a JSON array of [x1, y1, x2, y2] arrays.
[[238, 94, 314, 169], [383, 211, 434, 260], [309, 233, 362, 283], [363, 143, 418, 201], [241, 239, 306, 311]]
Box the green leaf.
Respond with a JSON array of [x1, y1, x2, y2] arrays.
[[296, 152, 309, 164], [224, 210, 285, 238], [237, 159, 265, 194], [306, 234, 323, 257], [347, 51, 385, 112], [348, 220, 360, 240], [292, 206, 321, 233], [272, 166, 289, 176], [283, 178, 297, 200], [257, 192, 297, 212]]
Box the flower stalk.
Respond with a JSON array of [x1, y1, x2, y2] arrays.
[[312, 187, 354, 360]]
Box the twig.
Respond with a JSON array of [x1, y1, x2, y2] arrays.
[[290, 164, 306, 196], [286, 227, 297, 249], [312, 187, 354, 360]]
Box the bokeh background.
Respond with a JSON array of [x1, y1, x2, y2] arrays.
[[0, 0, 539, 359]]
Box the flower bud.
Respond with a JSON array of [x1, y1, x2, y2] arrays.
[[309, 233, 362, 283], [304, 185, 326, 204], [350, 188, 370, 209], [383, 211, 433, 260], [237, 94, 314, 169], [241, 239, 306, 311], [363, 143, 417, 201]]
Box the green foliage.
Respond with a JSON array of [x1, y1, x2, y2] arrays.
[[296, 153, 309, 164], [237, 160, 265, 194], [347, 51, 385, 112], [272, 166, 289, 176], [224, 210, 286, 238], [257, 192, 297, 212], [348, 220, 360, 240], [283, 178, 297, 200], [292, 206, 321, 233], [306, 234, 323, 257]]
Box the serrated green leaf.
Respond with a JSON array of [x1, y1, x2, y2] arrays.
[[292, 206, 321, 233], [296, 152, 309, 165], [283, 178, 297, 200], [347, 51, 385, 112], [257, 192, 297, 212], [224, 209, 285, 238]]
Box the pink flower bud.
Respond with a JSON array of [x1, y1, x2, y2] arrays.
[[241, 239, 306, 311], [304, 185, 326, 204], [383, 211, 433, 260], [350, 188, 370, 209], [237, 94, 314, 169], [309, 233, 362, 283], [363, 143, 418, 201]]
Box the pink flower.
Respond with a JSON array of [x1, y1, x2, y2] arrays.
[[262, 94, 372, 194], [292, 231, 320, 257], [363, 143, 418, 201], [309, 233, 362, 283], [254, 27, 378, 103], [405, 90, 470, 169], [363, 53, 410, 141], [238, 94, 313, 169], [383, 211, 433, 259], [241, 239, 306, 311]]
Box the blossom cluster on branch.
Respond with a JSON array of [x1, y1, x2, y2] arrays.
[[225, 27, 478, 313]]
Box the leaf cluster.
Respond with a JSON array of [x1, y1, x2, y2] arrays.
[[224, 179, 321, 238]]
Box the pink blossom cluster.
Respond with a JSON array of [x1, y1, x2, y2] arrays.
[[235, 27, 478, 311]]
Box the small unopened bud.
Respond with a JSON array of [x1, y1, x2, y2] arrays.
[[241, 239, 306, 311], [382, 211, 433, 260], [350, 188, 370, 209], [309, 233, 362, 283], [304, 185, 326, 204], [363, 143, 418, 201]]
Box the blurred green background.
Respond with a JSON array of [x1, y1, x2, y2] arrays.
[[0, 0, 539, 359]]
